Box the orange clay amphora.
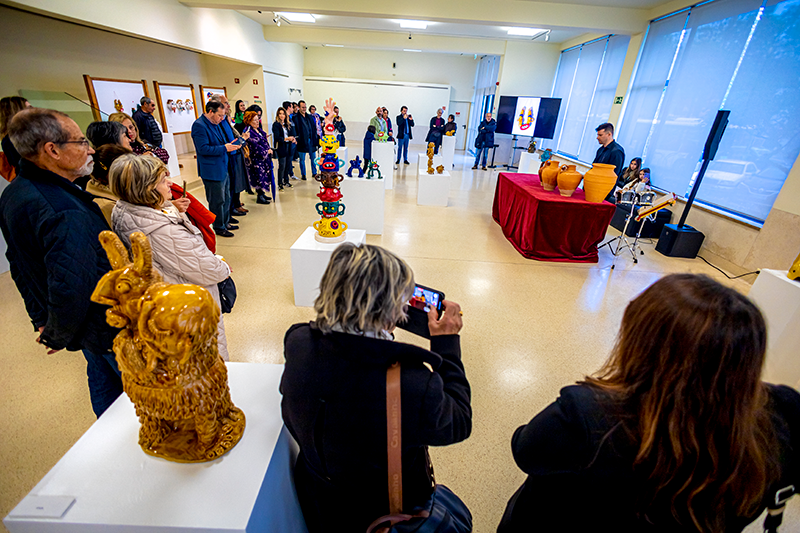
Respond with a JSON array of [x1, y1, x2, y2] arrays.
[[583, 163, 617, 203], [557, 165, 583, 198], [539, 160, 560, 192]]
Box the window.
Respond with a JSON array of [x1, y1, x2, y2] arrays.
[[544, 35, 630, 162], [617, 0, 800, 224]]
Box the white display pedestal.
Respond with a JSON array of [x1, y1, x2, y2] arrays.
[[747, 269, 800, 390], [336, 146, 348, 167], [161, 132, 181, 179], [3, 363, 308, 533], [518, 151, 537, 174], [290, 227, 367, 307], [417, 168, 451, 207], [441, 135, 456, 170], [342, 177, 384, 235], [371, 142, 394, 190], [417, 153, 444, 172]]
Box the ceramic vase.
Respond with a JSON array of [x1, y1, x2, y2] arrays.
[[583, 163, 617, 202], [540, 160, 560, 191], [557, 165, 583, 198]]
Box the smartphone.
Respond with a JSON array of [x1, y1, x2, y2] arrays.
[[397, 284, 445, 338], [182, 180, 187, 198]]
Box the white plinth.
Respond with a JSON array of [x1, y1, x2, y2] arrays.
[[518, 151, 537, 174], [342, 177, 384, 235], [417, 168, 451, 207], [336, 146, 348, 167], [371, 142, 394, 190], [748, 269, 800, 390], [290, 227, 367, 307], [161, 132, 181, 178], [441, 135, 456, 170], [3, 363, 308, 533], [417, 153, 444, 172]]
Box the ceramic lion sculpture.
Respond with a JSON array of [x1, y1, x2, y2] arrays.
[[91, 230, 245, 463]]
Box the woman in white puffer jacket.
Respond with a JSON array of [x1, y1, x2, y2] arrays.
[[109, 153, 232, 361]]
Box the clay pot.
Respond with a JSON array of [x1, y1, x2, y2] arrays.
[[583, 163, 617, 203], [539, 160, 560, 191], [557, 165, 583, 197]]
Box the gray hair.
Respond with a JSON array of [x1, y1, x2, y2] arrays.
[[314, 243, 415, 334], [109, 153, 168, 209], [140, 97, 152, 106], [8, 108, 70, 159], [209, 95, 222, 103]]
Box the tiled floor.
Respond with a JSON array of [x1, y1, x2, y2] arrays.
[[0, 145, 794, 532]]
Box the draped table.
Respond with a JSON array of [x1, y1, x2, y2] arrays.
[[492, 173, 616, 263]]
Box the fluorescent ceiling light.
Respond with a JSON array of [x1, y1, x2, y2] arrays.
[[277, 12, 316, 23], [323, 44, 344, 47], [404, 49, 422, 52], [399, 20, 428, 29], [507, 27, 546, 36]]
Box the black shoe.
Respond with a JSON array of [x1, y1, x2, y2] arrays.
[[395, 161, 400, 165], [227, 224, 239, 230], [232, 208, 247, 216], [472, 165, 478, 170], [301, 176, 307, 181], [482, 166, 487, 170], [286, 182, 293, 188], [215, 229, 234, 237], [257, 193, 271, 204], [279, 186, 284, 191], [229, 217, 239, 224], [404, 160, 410, 165]]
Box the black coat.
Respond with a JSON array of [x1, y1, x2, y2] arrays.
[[272, 120, 295, 158], [281, 323, 472, 533], [425, 117, 445, 144], [0, 160, 119, 353], [594, 140, 626, 178], [292, 112, 318, 153], [132, 109, 163, 147], [498, 383, 800, 533], [396, 115, 415, 140]]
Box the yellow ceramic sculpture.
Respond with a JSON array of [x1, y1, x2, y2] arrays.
[[539, 160, 560, 192], [557, 164, 583, 198], [789, 250, 800, 281], [319, 134, 339, 154], [427, 142, 435, 174], [91, 231, 245, 463], [436, 165, 445, 174], [583, 163, 618, 203], [313, 217, 348, 242]]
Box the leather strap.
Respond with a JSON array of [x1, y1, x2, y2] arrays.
[[386, 362, 403, 515]]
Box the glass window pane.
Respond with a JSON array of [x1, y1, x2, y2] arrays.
[[543, 47, 579, 150], [558, 38, 607, 156]]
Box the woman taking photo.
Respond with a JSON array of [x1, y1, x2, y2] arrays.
[[109, 154, 232, 361], [425, 108, 445, 154], [242, 110, 275, 205], [332, 105, 346, 146], [281, 243, 472, 533], [272, 107, 296, 191], [498, 273, 800, 532]]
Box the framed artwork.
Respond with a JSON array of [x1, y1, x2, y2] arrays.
[[83, 75, 149, 121], [199, 86, 228, 107], [153, 82, 198, 134]]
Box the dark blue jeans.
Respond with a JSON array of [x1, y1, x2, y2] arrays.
[[202, 176, 231, 232], [82, 350, 123, 417], [396, 137, 410, 162]]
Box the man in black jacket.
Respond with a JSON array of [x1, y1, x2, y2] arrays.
[[133, 97, 163, 148], [593, 122, 626, 201], [395, 106, 414, 165], [293, 100, 318, 180], [0, 108, 122, 417]]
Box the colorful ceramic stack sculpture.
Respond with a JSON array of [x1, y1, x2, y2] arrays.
[[91, 231, 246, 463], [427, 142, 435, 174], [313, 98, 348, 243]]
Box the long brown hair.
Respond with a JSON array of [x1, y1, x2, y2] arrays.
[[0, 96, 29, 137], [585, 274, 777, 531], [108, 112, 144, 145]]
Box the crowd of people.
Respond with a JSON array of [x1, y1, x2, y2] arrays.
[[1, 94, 798, 533]]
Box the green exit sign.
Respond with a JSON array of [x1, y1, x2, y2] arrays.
[[614, 96, 624, 104]]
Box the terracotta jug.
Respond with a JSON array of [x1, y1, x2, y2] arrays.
[[557, 165, 583, 198], [540, 160, 560, 191], [583, 163, 617, 202]]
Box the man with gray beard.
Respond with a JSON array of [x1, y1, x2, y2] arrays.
[[0, 108, 123, 417]]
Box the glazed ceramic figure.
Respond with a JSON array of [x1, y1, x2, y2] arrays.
[[320, 134, 339, 154], [346, 156, 364, 177], [557, 165, 583, 198], [540, 160, 560, 191], [317, 187, 343, 202], [789, 251, 800, 281], [91, 231, 245, 463], [583, 163, 618, 203], [313, 217, 348, 239], [366, 160, 382, 180]]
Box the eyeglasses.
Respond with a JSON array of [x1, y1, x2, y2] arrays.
[[58, 139, 91, 148]]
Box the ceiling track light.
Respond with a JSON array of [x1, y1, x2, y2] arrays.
[[533, 29, 552, 42]]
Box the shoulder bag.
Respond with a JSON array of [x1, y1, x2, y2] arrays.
[[217, 276, 237, 314], [366, 362, 472, 533]]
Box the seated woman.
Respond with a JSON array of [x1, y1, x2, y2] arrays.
[[87, 144, 131, 225], [108, 112, 169, 164], [444, 114, 458, 136], [86, 121, 131, 151], [619, 157, 642, 188], [242, 110, 275, 205], [109, 154, 232, 361], [498, 273, 800, 532], [281, 243, 472, 533], [622, 167, 652, 193]]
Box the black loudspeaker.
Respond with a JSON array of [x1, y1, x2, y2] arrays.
[[655, 224, 706, 258]]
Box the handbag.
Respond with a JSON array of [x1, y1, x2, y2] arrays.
[[366, 362, 472, 533], [217, 276, 237, 314]]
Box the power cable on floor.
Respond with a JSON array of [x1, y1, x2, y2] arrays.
[[697, 255, 760, 280]]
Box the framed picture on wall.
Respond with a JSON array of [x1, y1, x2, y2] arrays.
[[83, 75, 149, 121], [153, 82, 198, 134], [199, 86, 228, 107]]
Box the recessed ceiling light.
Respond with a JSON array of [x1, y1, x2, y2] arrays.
[[323, 44, 344, 47], [277, 12, 316, 23], [507, 27, 546, 37], [399, 20, 428, 30], [403, 49, 422, 53]]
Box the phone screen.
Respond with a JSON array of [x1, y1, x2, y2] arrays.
[[408, 285, 443, 313]]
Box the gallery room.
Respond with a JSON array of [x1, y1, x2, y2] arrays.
[[0, 0, 799, 531]]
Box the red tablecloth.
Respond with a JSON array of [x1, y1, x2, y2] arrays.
[[492, 173, 616, 263]]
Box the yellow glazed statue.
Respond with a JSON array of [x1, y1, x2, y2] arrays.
[[319, 134, 339, 154], [91, 231, 246, 463], [789, 250, 800, 281], [313, 217, 348, 242]]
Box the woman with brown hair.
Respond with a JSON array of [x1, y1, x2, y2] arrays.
[[0, 96, 31, 173], [498, 273, 799, 532], [242, 110, 274, 204], [108, 112, 169, 164]]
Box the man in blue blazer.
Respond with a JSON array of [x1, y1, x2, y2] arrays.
[[191, 100, 241, 237]]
